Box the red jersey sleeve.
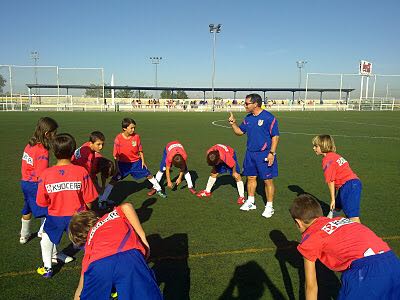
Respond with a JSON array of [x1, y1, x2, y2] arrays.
[[113, 135, 120, 159], [81, 171, 99, 204], [297, 233, 322, 262], [36, 175, 50, 207], [323, 157, 337, 183], [137, 135, 143, 152]]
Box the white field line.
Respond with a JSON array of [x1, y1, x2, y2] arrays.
[[211, 120, 400, 141]]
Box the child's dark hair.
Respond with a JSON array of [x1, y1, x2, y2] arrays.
[[51, 133, 77, 160], [207, 151, 220, 166], [172, 154, 186, 171], [122, 118, 136, 129], [89, 131, 105, 143], [289, 194, 323, 225], [97, 157, 115, 178], [69, 210, 99, 247], [29, 117, 58, 149]]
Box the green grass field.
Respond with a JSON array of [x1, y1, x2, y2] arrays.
[[0, 111, 399, 300]]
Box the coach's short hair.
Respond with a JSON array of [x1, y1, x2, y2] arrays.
[[312, 135, 336, 153], [69, 210, 99, 247], [89, 131, 105, 143], [51, 133, 76, 159], [246, 93, 263, 107], [121, 118, 136, 129], [289, 194, 323, 225], [207, 150, 220, 166]]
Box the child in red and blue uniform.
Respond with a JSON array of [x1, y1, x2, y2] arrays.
[[69, 203, 162, 300], [20, 117, 58, 244], [36, 133, 98, 278], [152, 140, 196, 195], [312, 135, 362, 223], [290, 194, 400, 299], [196, 144, 245, 205], [99, 118, 166, 205]]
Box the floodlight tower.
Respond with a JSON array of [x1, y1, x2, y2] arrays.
[[296, 60, 307, 102], [150, 57, 162, 99], [209, 23, 222, 112], [31, 51, 39, 98]]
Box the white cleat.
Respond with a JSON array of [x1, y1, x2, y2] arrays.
[[240, 200, 257, 211], [19, 235, 31, 244], [52, 252, 74, 264], [261, 206, 275, 218]]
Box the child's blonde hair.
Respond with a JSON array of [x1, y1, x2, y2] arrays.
[[69, 210, 99, 247], [312, 135, 336, 153]]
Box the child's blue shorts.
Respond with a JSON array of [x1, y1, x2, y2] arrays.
[[159, 149, 168, 171], [114, 160, 151, 181], [338, 250, 400, 300], [215, 152, 241, 175], [336, 179, 362, 218], [80, 249, 162, 300], [242, 150, 278, 180], [43, 215, 72, 245], [20, 181, 47, 218]]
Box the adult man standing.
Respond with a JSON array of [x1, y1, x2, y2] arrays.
[[228, 93, 280, 218]]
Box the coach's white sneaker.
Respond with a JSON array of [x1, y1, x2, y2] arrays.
[[240, 200, 256, 211], [261, 206, 274, 218]]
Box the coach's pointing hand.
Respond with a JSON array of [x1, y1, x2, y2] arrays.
[[228, 112, 236, 125]]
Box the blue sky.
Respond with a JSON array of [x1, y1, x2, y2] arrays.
[[1, 0, 400, 93]]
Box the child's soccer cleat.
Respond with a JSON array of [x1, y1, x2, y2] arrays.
[[240, 200, 257, 211], [19, 235, 31, 244], [196, 190, 211, 198], [37, 266, 53, 278], [52, 252, 74, 264], [189, 188, 197, 195], [147, 188, 157, 196], [110, 292, 118, 299], [156, 190, 167, 198], [237, 197, 245, 205], [261, 206, 275, 218]]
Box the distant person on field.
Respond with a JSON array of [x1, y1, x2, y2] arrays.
[[229, 93, 280, 218], [197, 144, 245, 205], [36, 133, 98, 278], [151, 140, 196, 195], [99, 118, 166, 206], [20, 117, 58, 244], [69, 203, 162, 300], [312, 135, 362, 223], [290, 194, 400, 299]]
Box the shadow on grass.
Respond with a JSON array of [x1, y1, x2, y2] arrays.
[[270, 229, 340, 300], [219, 261, 285, 300], [212, 174, 237, 192], [109, 180, 151, 205], [288, 185, 331, 215], [148, 233, 190, 300], [135, 198, 157, 224]]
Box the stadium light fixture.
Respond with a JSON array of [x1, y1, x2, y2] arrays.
[[296, 60, 307, 102], [31, 51, 40, 100], [150, 57, 162, 99], [209, 23, 222, 111]]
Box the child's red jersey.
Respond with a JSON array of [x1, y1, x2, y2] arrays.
[[36, 164, 98, 216], [297, 217, 390, 272], [81, 206, 146, 273], [21, 143, 49, 182], [322, 152, 358, 189], [113, 133, 142, 163], [207, 144, 236, 168], [165, 141, 187, 167], [72, 142, 95, 174]]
